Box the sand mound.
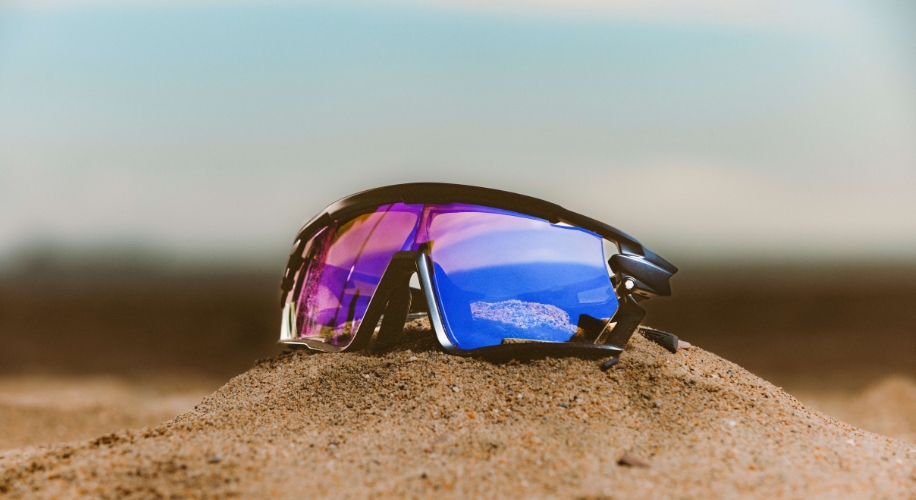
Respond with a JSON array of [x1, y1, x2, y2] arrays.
[[802, 376, 916, 445], [2, 323, 914, 499]]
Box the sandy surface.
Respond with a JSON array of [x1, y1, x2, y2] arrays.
[[799, 377, 916, 445], [0, 377, 216, 451], [1, 323, 915, 499]]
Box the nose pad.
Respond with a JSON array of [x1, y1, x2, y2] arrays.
[[375, 280, 413, 344]]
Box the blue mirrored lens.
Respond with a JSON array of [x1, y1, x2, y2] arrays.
[[423, 204, 617, 350]]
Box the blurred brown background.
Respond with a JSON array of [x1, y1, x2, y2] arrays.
[[3, 262, 914, 388], [2, 255, 915, 449], [2, 262, 914, 387]]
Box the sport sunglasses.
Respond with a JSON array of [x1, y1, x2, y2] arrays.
[[279, 183, 677, 359]]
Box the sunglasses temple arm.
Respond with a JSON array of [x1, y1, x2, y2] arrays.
[[596, 249, 680, 351], [637, 327, 680, 354], [599, 293, 646, 349]]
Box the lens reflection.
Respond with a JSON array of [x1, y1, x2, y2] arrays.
[[423, 205, 617, 350], [294, 203, 422, 347]]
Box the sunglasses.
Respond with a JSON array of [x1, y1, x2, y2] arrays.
[[279, 183, 677, 359]]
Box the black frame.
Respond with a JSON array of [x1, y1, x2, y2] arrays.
[[279, 183, 677, 358]]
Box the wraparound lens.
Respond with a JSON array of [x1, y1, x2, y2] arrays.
[[291, 202, 617, 351]]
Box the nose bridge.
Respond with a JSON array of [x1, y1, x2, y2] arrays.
[[409, 203, 434, 251]]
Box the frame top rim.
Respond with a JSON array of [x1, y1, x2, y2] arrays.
[[293, 182, 675, 274]]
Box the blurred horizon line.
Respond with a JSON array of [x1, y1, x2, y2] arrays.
[[3, 241, 915, 280]]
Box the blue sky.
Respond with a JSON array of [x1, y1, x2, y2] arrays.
[[1, 0, 914, 267]]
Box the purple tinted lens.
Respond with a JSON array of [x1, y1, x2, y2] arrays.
[[424, 204, 617, 350], [292, 201, 615, 351], [295, 203, 422, 347]]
